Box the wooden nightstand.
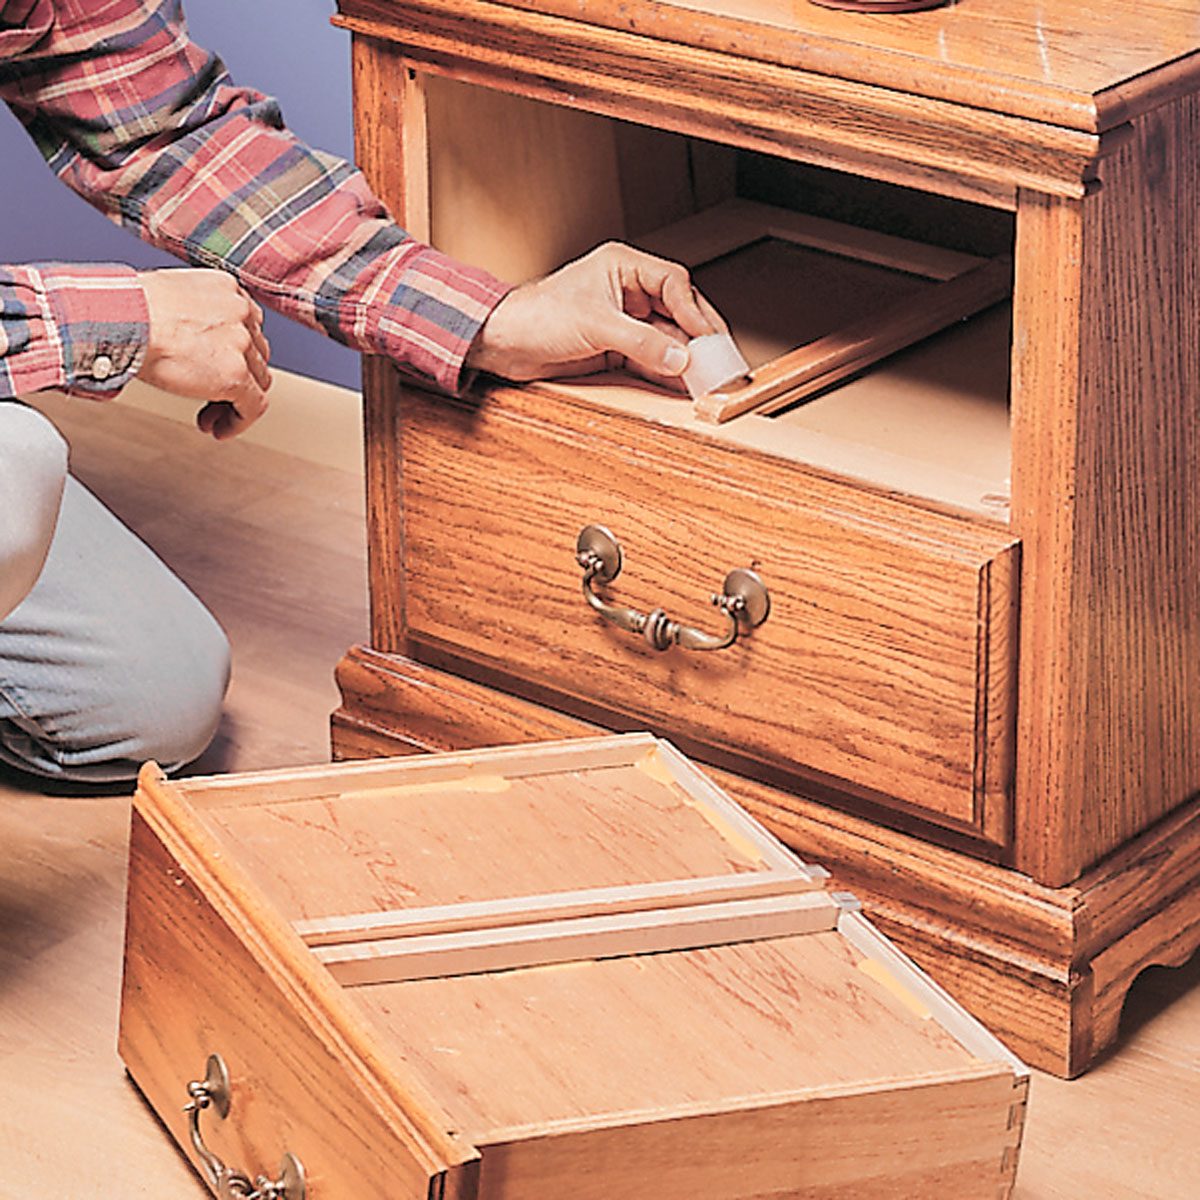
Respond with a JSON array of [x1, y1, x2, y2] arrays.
[[329, 0, 1200, 1077]]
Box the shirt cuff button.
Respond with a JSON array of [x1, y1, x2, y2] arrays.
[[91, 354, 115, 382]]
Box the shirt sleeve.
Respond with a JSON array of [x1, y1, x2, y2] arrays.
[[0, 263, 148, 400], [0, 0, 510, 395]]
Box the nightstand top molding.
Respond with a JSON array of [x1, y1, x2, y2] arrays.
[[336, 0, 1200, 134]]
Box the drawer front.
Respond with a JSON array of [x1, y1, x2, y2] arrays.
[[397, 385, 1018, 843], [119, 811, 473, 1200]]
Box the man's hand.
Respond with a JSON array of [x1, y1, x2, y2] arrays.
[[465, 242, 726, 385], [137, 269, 273, 440]]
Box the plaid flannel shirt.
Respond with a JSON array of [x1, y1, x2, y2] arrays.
[[0, 0, 509, 400]]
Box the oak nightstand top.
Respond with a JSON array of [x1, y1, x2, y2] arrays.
[[349, 0, 1200, 131]]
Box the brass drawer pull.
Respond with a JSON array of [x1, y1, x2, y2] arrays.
[[576, 525, 770, 652], [184, 1054, 307, 1200]]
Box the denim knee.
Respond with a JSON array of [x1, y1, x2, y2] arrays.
[[0, 477, 232, 783], [114, 603, 232, 774], [0, 597, 230, 783], [0, 596, 231, 783]]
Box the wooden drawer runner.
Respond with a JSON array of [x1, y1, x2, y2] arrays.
[[396, 382, 1019, 844]]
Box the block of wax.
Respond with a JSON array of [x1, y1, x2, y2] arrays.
[[682, 332, 750, 401]]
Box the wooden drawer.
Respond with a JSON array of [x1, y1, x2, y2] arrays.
[[122, 737, 1028, 1200], [396, 381, 1019, 845]]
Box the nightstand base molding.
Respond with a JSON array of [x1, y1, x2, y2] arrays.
[[333, 646, 1200, 1078]]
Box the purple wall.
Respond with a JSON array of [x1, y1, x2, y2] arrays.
[[0, 0, 362, 389]]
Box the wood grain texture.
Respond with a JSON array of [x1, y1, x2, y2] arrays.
[[182, 732, 670, 806], [331, 649, 1200, 1077], [422, 77, 729, 282], [468, 1073, 1026, 1200], [316, 890, 841, 984], [342, 0, 1200, 883], [351, 36, 417, 652], [361, 357, 407, 652], [126, 728, 1025, 1194], [336, 0, 1200, 1087], [295, 868, 820, 947], [426, 73, 624, 283], [636, 197, 988, 279], [351, 33, 422, 233], [394, 381, 1017, 842], [334, 0, 1120, 201], [4, 398, 1197, 1200], [696, 256, 1010, 423], [120, 809, 471, 1200], [437, 0, 1200, 132], [631, 198, 1011, 427], [123, 770, 482, 1187], [739, 770, 1200, 1079], [152, 727, 1023, 1164], [194, 750, 808, 925], [1010, 93, 1200, 883], [346, 916, 1019, 1163], [699, 301, 1010, 518]]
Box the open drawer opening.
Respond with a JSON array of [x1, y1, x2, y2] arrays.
[[418, 76, 1016, 520]]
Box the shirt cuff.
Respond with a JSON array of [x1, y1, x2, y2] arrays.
[[442, 269, 512, 397], [23, 264, 149, 398], [361, 244, 512, 396]]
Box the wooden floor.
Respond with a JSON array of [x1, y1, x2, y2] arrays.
[[1, 394, 1197, 1198]]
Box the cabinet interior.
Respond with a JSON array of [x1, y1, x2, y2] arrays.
[[419, 75, 1016, 520]]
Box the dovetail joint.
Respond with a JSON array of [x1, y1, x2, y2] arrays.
[[997, 1078, 1030, 1198]]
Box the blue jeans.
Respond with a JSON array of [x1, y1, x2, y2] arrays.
[[0, 405, 229, 782]]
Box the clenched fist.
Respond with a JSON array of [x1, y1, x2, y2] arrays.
[[137, 268, 273, 440]]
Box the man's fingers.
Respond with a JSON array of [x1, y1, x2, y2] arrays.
[[246, 341, 273, 393], [689, 287, 727, 334], [249, 319, 271, 367], [139, 268, 278, 439], [213, 407, 250, 440], [201, 397, 257, 441], [650, 265, 725, 338], [606, 246, 724, 339], [196, 400, 231, 437], [621, 285, 654, 323], [242, 310, 273, 393], [628, 315, 692, 391], [465, 242, 734, 384], [224, 373, 269, 437], [592, 310, 690, 379], [196, 399, 251, 441], [194, 357, 270, 440]]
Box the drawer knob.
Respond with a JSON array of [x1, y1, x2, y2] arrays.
[[184, 1053, 307, 1200], [576, 524, 769, 652]]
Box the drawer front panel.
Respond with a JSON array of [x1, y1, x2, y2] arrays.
[[398, 385, 1018, 843], [119, 811, 469, 1200]]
